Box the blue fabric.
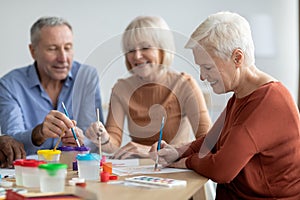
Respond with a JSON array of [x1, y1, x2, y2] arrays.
[[0, 61, 104, 155]]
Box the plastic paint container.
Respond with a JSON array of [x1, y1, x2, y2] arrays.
[[22, 159, 46, 188], [100, 171, 110, 182], [58, 146, 75, 169], [58, 146, 90, 169], [76, 153, 100, 180], [38, 163, 67, 193], [75, 146, 91, 154], [37, 149, 61, 163], [13, 159, 25, 186], [102, 162, 113, 174]]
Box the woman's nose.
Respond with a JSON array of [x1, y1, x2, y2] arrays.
[[133, 49, 143, 59], [200, 74, 206, 81]]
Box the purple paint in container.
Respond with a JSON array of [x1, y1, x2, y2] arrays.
[[58, 146, 90, 170]]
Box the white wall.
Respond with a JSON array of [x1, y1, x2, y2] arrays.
[[0, 0, 298, 123]]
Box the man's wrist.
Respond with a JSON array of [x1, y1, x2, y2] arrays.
[[32, 124, 46, 146]]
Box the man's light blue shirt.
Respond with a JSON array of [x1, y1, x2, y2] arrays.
[[0, 61, 104, 155]]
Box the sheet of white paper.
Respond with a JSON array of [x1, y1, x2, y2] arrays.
[[26, 154, 38, 160], [0, 168, 15, 178], [106, 158, 139, 167], [113, 165, 191, 176]]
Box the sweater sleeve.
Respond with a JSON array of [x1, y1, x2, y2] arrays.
[[181, 136, 205, 158], [185, 125, 257, 183], [105, 86, 126, 147]]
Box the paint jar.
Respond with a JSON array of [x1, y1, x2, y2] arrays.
[[38, 163, 67, 193], [13, 159, 25, 186], [75, 146, 91, 154], [37, 149, 61, 163], [58, 146, 76, 169], [58, 146, 90, 169], [76, 153, 99, 180], [100, 171, 110, 182], [22, 159, 46, 188], [74, 146, 91, 170], [102, 162, 113, 174]]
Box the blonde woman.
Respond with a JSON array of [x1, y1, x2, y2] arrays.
[[86, 16, 211, 159]]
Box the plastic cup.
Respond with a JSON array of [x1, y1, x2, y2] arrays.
[[37, 149, 61, 163], [58, 146, 76, 169], [74, 146, 91, 170], [76, 153, 100, 180], [58, 146, 90, 169], [101, 171, 110, 182], [102, 162, 112, 174], [22, 159, 46, 188], [13, 159, 25, 186], [38, 163, 67, 193], [75, 146, 91, 154]]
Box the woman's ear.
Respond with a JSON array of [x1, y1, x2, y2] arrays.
[[232, 48, 243, 66]]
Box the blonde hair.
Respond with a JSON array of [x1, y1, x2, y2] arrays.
[[122, 16, 175, 71]]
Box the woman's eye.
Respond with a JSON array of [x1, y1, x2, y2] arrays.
[[141, 47, 150, 50], [201, 65, 211, 70], [127, 49, 136, 53]]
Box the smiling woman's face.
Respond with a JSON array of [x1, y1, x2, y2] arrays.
[[126, 41, 163, 79], [192, 46, 237, 94]]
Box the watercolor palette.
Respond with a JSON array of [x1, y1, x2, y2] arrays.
[[125, 176, 187, 187]]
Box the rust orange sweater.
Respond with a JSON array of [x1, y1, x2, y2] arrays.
[[184, 82, 300, 199]]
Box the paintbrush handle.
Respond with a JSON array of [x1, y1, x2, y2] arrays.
[[61, 102, 80, 147], [53, 136, 62, 151]]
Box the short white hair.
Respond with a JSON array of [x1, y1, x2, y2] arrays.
[[185, 11, 255, 66]]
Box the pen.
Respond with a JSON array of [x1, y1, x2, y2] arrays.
[[61, 102, 81, 147], [154, 116, 165, 171]]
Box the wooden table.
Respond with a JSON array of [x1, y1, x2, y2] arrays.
[[5, 159, 208, 200], [73, 171, 208, 200], [67, 159, 208, 200]]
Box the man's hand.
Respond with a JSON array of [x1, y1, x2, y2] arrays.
[[61, 120, 84, 146], [0, 135, 26, 168], [32, 110, 79, 146]]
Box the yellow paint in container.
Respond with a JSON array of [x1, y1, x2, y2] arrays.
[[37, 149, 61, 163]]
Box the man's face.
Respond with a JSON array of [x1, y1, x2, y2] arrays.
[[30, 25, 74, 82]]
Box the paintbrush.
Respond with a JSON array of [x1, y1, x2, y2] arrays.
[[53, 135, 62, 151], [96, 108, 102, 157], [154, 116, 165, 171], [61, 102, 81, 147]]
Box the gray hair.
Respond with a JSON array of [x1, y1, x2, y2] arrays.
[[30, 16, 72, 47], [122, 15, 175, 71], [185, 11, 255, 66]]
